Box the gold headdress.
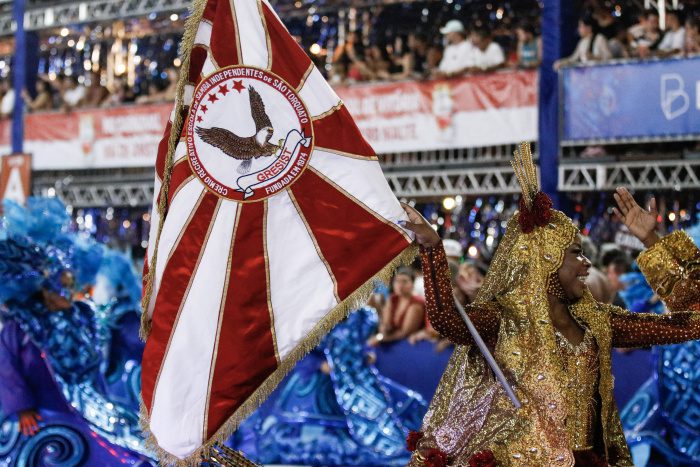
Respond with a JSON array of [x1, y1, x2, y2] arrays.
[[511, 142, 539, 210], [510, 142, 554, 234]]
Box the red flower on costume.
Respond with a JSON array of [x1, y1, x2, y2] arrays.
[[468, 450, 497, 467], [406, 431, 423, 452], [518, 191, 553, 233], [424, 448, 449, 467]]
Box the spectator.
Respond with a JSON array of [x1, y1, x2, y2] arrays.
[[136, 68, 179, 104], [608, 23, 630, 59], [455, 262, 485, 306], [21, 78, 54, 112], [102, 78, 136, 107], [554, 16, 611, 69], [657, 10, 686, 57], [468, 27, 506, 72], [136, 81, 160, 104], [602, 250, 630, 308], [629, 9, 661, 58], [82, 72, 110, 108], [434, 19, 473, 78], [368, 267, 425, 346], [393, 33, 429, 80], [426, 42, 444, 75], [515, 22, 541, 68], [60, 75, 86, 111], [332, 30, 366, 82], [592, 6, 618, 40], [686, 16, 700, 55], [0, 79, 15, 119], [159, 68, 179, 102], [363, 45, 391, 81]]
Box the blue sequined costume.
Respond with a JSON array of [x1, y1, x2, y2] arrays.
[[230, 307, 428, 466]]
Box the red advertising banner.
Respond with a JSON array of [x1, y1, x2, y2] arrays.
[[0, 70, 537, 169], [0, 153, 32, 204], [0, 103, 173, 170], [336, 69, 537, 153]]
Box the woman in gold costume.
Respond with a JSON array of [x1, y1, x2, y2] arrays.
[[400, 145, 700, 467]]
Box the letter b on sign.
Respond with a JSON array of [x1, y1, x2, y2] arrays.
[[661, 74, 689, 120]]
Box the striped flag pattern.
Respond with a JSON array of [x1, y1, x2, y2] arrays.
[[140, 0, 415, 461]]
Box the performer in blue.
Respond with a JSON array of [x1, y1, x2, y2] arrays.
[[92, 250, 146, 411], [230, 305, 428, 466], [613, 188, 700, 466], [0, 198, 153, 466]]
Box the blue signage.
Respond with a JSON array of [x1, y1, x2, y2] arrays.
[[561, 57, 700, 143]]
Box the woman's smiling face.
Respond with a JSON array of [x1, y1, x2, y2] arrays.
[[557, 235, 592, 300]]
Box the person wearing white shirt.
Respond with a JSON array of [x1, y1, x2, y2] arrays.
[[555, 17, 612, 69], [468, 27, 505, 71], [61, 76, 86, 110], [436, 19, 474, 77], [0, 80, 14, 119], [657, 10, 686, 57]]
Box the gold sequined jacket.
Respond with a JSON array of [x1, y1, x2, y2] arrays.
[[637, 230, 700, 312], [414, 243, 700, 466]]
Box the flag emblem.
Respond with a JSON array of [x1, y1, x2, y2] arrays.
[[188, 66, 313, 201]]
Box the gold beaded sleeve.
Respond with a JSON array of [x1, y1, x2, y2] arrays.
[[607, 304, 700, 347], [420, 245, 501, 345], [636, 230, 700, 312]]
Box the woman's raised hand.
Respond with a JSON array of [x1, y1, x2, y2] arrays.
[[612, 187, 660, 248]]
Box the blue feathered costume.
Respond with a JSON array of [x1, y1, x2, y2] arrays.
[[0, 198, 153, 466]]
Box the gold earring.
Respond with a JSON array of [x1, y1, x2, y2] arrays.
[[547, 273, 569, 302]]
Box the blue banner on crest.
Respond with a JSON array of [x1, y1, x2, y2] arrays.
[[561, 57, 700, 143]]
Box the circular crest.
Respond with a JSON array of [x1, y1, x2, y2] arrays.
[[186, 66, 314, 202]]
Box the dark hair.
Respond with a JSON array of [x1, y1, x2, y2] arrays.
[[579, 15, 599, 53], [472, 26, 492, 39], [37, 79, 52, 93], [644, 8, 659, 19], [393, 267, 416, 283], [465, 259, 489, 277], [580, 15, 596, 29], [517, 21, 537, 36], [608, 255, 630, 274], [601, 250, 628, 269], [666, 9, 684, 24], [687, 16, 699, 30]]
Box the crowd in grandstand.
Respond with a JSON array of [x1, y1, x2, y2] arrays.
[[1, 1, 699, 116], [0, 67, 178, 118], [556, 7, 700, 68]]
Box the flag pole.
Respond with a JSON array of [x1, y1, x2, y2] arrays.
[[453, 296, 522, 409]]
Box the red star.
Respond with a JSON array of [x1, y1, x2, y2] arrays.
[[232, 80, 245, 93], [197, 115, 203, 123], [200, 104, 208, 113], [218, 84, 230, 96], [208, 93, 219, 103]]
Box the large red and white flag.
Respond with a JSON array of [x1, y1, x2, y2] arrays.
[[140, 0, 415, 461]]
